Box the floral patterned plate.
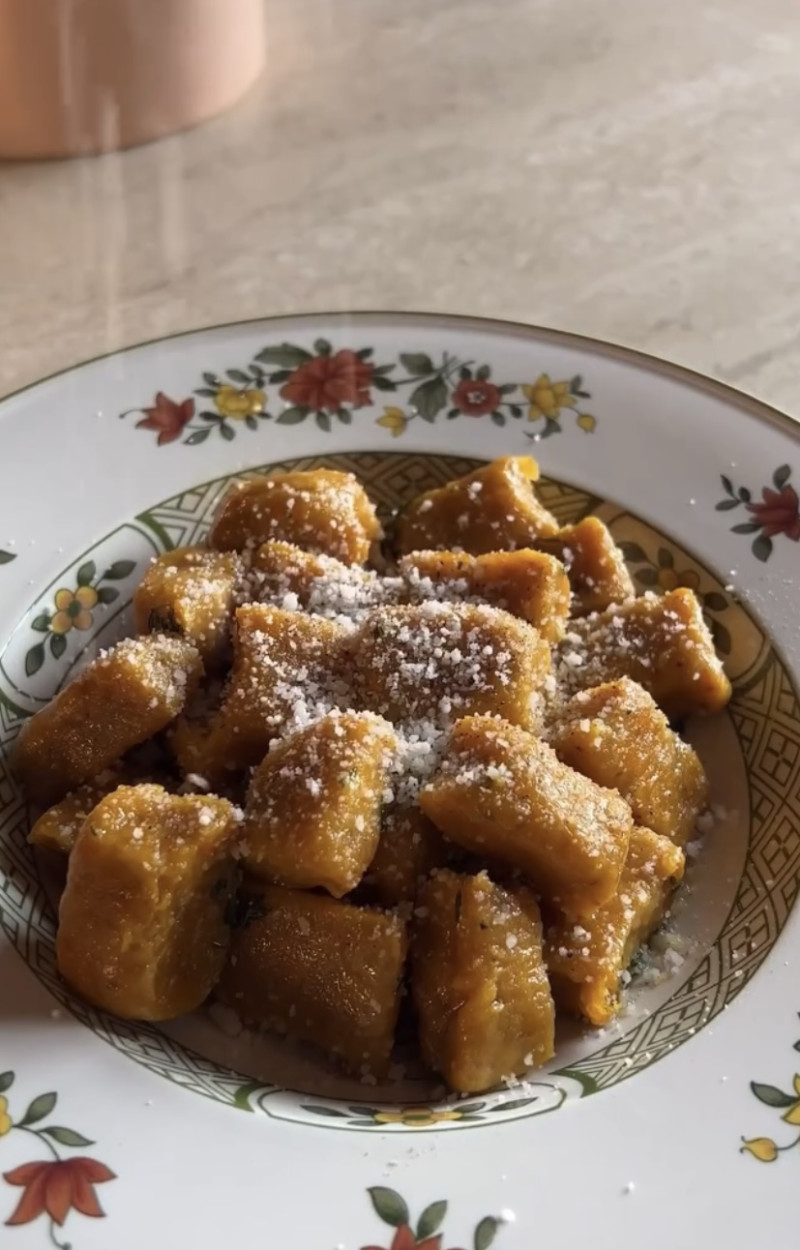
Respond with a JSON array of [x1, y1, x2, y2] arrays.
[[0, 312, 798, 1250]]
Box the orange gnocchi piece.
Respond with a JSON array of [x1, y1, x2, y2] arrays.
[[400, 547, 570, 642], [15, 635, 202, 807], [421, 714, 632, 915], [396, 456, 558, 555], [551, 678, 708, 845], [557, 588, 732, 719], [545, 826, 685, 1025], [207, 469, 381, 563], [412, 869, 555, 1092]]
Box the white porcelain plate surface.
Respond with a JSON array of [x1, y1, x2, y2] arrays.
[[0, 312, 798, 1250]]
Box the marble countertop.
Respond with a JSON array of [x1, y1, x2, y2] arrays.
[[1, 0, 799, 413]]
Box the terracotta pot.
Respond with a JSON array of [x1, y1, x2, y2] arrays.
[[0, 0, 266, 159]]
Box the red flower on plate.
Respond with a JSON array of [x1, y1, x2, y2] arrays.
[[136, 392, 195, 445], [280, 349, 374, 413], [4, 1157, 116, 1228], [362, 1224, 460, 1250], [746, 484, 800, 540], [451, 378, 500, 416]]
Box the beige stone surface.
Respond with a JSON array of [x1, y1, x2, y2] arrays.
[[1, 0, 800, 411]]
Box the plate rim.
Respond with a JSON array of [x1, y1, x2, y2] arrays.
[[2, 308, 799, 444]]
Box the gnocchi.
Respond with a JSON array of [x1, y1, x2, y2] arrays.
[[16, 457, 731, 1095]]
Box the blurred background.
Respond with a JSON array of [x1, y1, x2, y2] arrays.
[[1, 0, 799, 407]]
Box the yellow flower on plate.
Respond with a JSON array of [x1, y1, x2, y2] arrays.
[[0, 1095, 11, 1137], [740, 1136, 779, 1162], [214, 385, 266, 420], [521, 374, 576, 422], [51, 586, 98, 635], [780, 1077, 800, 1125], [576, 412, 597, 433], [372, 1107, 463, 1127], [376, 406, 408, 438], [657, 567, 700, 593]]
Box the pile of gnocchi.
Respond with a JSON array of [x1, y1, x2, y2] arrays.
[[15, 456, 731, 1095]]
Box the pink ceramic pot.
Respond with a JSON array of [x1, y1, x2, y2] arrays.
[[0, 0, 266, 158]]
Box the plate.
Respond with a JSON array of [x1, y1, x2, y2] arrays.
[[0, 312, 798, 1250]]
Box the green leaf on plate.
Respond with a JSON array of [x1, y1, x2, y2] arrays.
[[738, 487, 751, 503], [25, 642, 45, 677], [202, 371, 220, 387], [245, 415, 258, 431], [750, 1082, 796, 1108], [41, 1126, 94, 1148], [368, 1187, 409, 1229], [226, 368, 251, 384], [616, 542, 648, 563], [553, 1067, 599, 1095], [313, 338, 331, 357], [230, 1081, 262, 1112], [255, 344, 313, 369], [31, 613, 51, 633], [267, 369, 292, 384], [417, 1201, 447, 1239], [773, 464, 791, 490], [491, 412, 505, 426], [316, 412, 331, 432], [194, 388, 219, 399], [715, 499, 740, 511], [720, 474, 734, 496], [97, 587, 119, 605], [103, 560, 136, 581], [0, 550, 16, 564], [490, 1096, 537, 1112], [337, 409, 353, 425], [50, 633, 67, 660], [458, 365, 472, 381], [76, 561, 96, 587], [356, 347, 374, 360], [752, 534, 773, 562], [474, 1215, 499, 1250], [184, 428, 211, 445], [399, 352, 435, 376], [730, 522, 760, 534], [18, 1091, 57, 1127], [476, 363, 491, 380], [276, 406, 309, 426], [218, 423, 234, 442], [410, 376, 448, 423], [0, 1072, 14, 1093], [373, 375, 398, 392], [300, 1105, 351, 1118], [703, 592, 728, 612], [508, 404, 523, 418], [499, 383, 517, 395]]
